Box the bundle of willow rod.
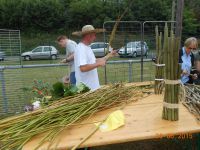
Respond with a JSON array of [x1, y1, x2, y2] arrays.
[[0, 84, 152, 150], [154, 26, 164, 94], [162, 23, 181, 121], [183, 84, 200, 121]]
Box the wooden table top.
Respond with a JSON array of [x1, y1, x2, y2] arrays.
[[23, 89, 200, 150]]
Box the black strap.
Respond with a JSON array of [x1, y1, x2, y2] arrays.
[[178, 48, 194, 67], [178, 49, 183, 63]]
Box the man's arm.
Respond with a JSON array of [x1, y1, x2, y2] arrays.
[[66, 53, 74, 61], [80, 63, 99, 72], [60, 53, 74, 63], [80, 58, 106, 72]]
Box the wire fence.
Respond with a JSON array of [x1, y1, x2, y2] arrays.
[[103, 21, 142, 49], [0, 29, 21, 65], [143, 21, 176, 57], [1, 20, 193, 116], [103, 21, 144, 82], [0, 60, 154, 115]]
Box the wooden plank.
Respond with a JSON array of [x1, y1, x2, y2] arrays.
[[23, 93, 200, 150]]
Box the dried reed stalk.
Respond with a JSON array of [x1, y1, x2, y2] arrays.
[[183, 84, 200, 121]]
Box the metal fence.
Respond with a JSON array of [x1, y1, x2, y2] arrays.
[[0, 29, 22, 115], [103, 21, 177, 82], [103, 21, 143, 82], [143, 21, 176, 52], [0, 29, 22, 65], [0, 21, 182, 115], [0, 60, 154, 115]]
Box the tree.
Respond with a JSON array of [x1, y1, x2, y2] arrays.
[[129, 0, 171, 21], [182, 8, 199, 36], [0, 0, 68, 31], [68, 0, 107, 28]]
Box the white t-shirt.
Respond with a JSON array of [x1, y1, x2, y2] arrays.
[[66, 39, 77, 72], [74, 42, 100, 91]]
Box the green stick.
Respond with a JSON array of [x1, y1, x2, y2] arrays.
[[162, 23, 180, 121]]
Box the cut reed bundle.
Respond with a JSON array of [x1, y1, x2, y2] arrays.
[[154, 25, 165, 94], [0, 83, 152, 150], [162, 23, 181, 121]]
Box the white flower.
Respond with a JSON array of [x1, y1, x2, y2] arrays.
[[32, 101, 41, 110]]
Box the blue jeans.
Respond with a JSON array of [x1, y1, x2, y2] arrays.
[[70, 72, 76, 85]]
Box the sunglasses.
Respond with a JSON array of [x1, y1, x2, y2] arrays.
[[188, 47, 197, 50]]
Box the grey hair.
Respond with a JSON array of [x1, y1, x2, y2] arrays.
[[184, 37, 198, 48]]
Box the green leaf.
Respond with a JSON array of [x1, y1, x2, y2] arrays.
[[51, 82, 64, 98]]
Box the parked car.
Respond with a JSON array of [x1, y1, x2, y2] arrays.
[[21, 46, 58, 60], [0, 51, 5, 61], [90, 42, 113, 57], [118, 41, 149, 58]]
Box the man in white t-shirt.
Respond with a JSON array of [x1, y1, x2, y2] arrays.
[[72, 25, 107, 91], [57, 35, 77, 85]]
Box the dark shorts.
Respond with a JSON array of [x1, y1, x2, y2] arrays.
[[70, 72, 76, 85]]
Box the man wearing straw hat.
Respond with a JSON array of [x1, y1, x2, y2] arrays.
[[72, 25, 107, 91]]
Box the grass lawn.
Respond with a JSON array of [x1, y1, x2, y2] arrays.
[[0, 57, 155, 115]]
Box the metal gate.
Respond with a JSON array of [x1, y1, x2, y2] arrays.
[[143, 21, 176, 57], [0, 29, 22, 114], [103, 21, 144, 83], [142, 21, 176, 82]]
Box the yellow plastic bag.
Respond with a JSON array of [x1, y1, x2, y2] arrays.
[[95, 110, 125, 132]]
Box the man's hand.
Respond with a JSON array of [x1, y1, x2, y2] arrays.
[[104, 49, 119, 61], [62, 75, 70, 84], [60, 59, 68, 63], [96, 58, 106, 67], [192, 74, 198, 80], [182, 70, 189, 75], [60, 53, 74, 63], [110, 50, 118, 56]]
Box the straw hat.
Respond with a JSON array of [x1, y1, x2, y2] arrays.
[[72, 25, 105, 36]]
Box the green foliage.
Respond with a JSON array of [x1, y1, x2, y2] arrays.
[[182, 1, 200, 39], [64, 85, 78, 96], [76, 82, 90, 93], [0, 0, 67, 31], [22, 80, 90, 107], [51, 82, 91, 98], [68, 0, 119, 28], [22, 80, 52, 106], [32, 80, 51, 97], [183, 8, 199, 35], [22, 80, 51, 98], [129, 0, 171, 21], [0, 0, 172, 30], [51, 82, 65, 98], [0, 0, 199, 40], [64, 83, 90, 96]]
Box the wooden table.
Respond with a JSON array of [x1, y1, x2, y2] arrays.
[[23, 92, 200, 150]]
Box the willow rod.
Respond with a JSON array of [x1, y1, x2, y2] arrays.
[[104, 0, 134, 60]]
